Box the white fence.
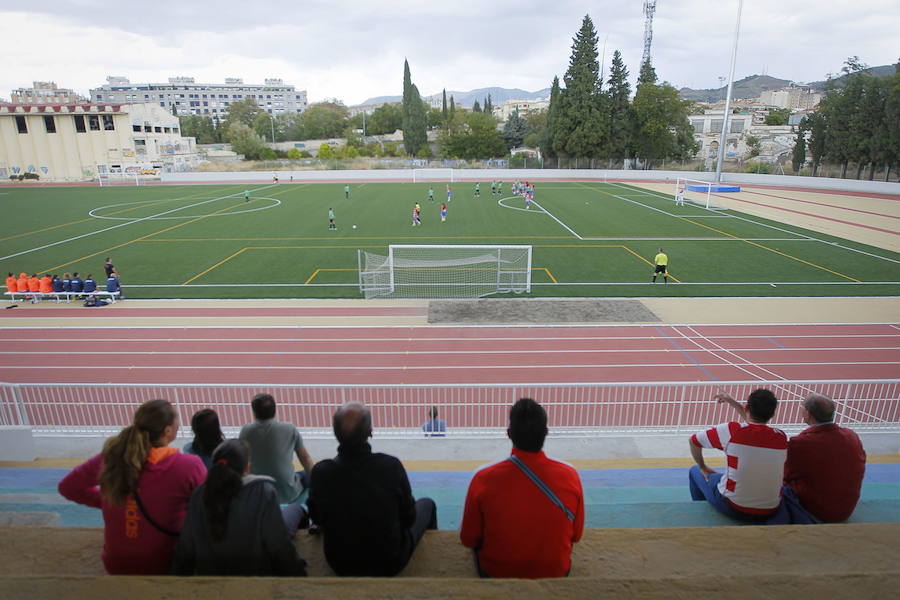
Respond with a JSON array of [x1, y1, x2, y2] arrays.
[[1, 380, 897, 438]]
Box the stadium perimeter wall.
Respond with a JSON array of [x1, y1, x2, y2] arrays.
[[162, 169, 900, 195]]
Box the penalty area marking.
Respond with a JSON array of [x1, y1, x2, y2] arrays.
[[89, 197, 282, 220]]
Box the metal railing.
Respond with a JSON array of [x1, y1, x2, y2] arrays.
[[1, 380, 897, 438]]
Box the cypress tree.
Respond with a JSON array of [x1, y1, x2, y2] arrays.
[[442, 89, 448, 123], [791, 125, 807, 173], [401, 59, 428, 156], [473, 100, 482, 113], [449, 96, 456, 120], [554, 14, 606, 158], [606, 50, 632, 160]]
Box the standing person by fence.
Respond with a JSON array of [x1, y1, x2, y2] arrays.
[[57, 399, 205, 574]]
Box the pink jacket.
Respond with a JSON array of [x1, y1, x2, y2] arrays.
[[58, 448, 205, 574]]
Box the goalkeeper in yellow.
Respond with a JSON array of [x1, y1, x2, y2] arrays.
[[652, 248, 669, 284]]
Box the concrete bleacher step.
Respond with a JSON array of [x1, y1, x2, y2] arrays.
[[0, 525, 897, 599]]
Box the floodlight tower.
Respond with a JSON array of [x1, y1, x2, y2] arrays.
[[642, 0, 657, 67]]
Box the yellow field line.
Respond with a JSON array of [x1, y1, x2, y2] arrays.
[[303, 269, 321, 285], [679, 217, 860, 282], [577, 181, 856, 282], [620, 245, 682, 283], [182, 248, 249, 285], [138, 235, 577, 242], [41, 199, 251, 273], [542, 267, 558, 284]]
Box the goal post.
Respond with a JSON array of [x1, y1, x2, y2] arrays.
[[412, 168, 454, 183], [358, 245, 532, 299], [675, 177, 724, 209]]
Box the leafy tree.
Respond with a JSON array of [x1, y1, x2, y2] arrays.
[[885, 66, 900, 180], [472, 100, 482, 113], [401, 59, 428, 155], [501, 110, 530, 149], [286, 147, 302, 160], [252, 111, 279, 142], [427, 106, 443, 130], [295, 102, 349, 140], [317, 142, 334, 159], [745, 134, 761, 158], [225, 122, 266, 160], [178, 115, 220, 144], [553, 15, 606, 158], [523, 110, 547, 148], [764, 108, 791, 126], [631, 79, 699, 163], [369, 102, 403, 135], [223, 97, 261, 130], [791, 126, 806, 173], [439, 111, 506, 159], [606, 50, 632, 159]]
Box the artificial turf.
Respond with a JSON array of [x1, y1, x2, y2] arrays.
[[1, 181, 897, 299]]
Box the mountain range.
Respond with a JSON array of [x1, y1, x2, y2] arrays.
[[359, 86, 550, 108], [677, 64, 895, 102]]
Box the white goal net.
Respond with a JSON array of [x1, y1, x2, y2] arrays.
[[412, 168, 454, 183], [674, 177, 725, 210], [358, 245, 532, 299]]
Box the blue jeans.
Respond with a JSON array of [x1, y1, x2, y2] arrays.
[[688, 465, 770, 523]]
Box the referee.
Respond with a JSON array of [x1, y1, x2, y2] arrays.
[[652, 248, 668, 284]]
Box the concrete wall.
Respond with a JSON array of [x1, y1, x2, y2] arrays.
[[161, 168, 900, 195]]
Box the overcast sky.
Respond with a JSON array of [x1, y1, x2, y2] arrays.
[[2, 1, 897, 106]]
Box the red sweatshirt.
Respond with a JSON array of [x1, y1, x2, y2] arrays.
[[58, 448, 205, 574], [460, 448, 584, 578]]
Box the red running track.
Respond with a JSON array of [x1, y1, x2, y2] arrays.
[[1, 323, 898, 385]]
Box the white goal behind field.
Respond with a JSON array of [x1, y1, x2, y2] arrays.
[[358, 245, 532, 299], [675, 177, 724, 209], [412, 168, 454, 183]]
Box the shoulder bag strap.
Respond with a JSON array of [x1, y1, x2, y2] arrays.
[[507, 455, 574, 522], [133, 490, 179, 537]]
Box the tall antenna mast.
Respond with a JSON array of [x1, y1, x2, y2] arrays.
[[642, 1, 657, 66]]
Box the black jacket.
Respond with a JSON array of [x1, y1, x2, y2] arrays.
[[172, 475, 306, 576], [308, 443, 416, 576]]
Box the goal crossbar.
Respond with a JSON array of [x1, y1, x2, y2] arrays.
[[359, 244, 532, 299]]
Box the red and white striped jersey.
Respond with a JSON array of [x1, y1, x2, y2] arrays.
[[692, 421, 787, 513]]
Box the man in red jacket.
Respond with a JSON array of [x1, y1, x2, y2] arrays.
[[784, 393, 866, 522], [460, 398, 584, 578]]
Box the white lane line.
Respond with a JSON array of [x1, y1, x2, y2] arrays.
[[0, 184, 279, 262]]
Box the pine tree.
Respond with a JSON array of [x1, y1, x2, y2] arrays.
[[473, 100, 482, 113], [606, 50, 632, 160], [401, 59, 428, 156], [541, 76, 561, 158], [637, 59, 658, 88], [501, 110, 529, 149], [442, 89, 448, 124], [553, 15, 606, 158]]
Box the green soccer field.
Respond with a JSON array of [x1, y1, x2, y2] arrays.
[[1, 181, 898, 299]]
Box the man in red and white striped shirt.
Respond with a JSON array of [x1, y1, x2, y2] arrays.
[[689, 389, 787, 521]]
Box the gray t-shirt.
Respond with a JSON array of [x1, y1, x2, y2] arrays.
[[239, 418, 305, 503]]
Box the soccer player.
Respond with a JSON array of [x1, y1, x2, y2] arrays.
[[428, 186, 434, 202], [525, 193, 532, 210], [491, 180, 497, 195], [273, 173, 279, 184], [243, 190, 250, 202], [497, 181, 503, 196], [328, 208, 336, 230], [474, 182, 480, 198], [412, 204, 421, 226], [344, 184, 350, 199], [446, 184, 453, 202], [675, 186, 685, 206], [652, 248, 669, 284], [440, 202, 447, 223]]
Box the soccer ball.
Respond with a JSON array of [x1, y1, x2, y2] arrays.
[[352, 224, 357, 229]]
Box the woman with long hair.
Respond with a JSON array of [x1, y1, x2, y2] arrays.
[[173, 439, 307, 576], [58, 399, 206, 574], [183, 408, 225, 469]]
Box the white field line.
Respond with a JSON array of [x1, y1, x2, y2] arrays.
[[0, 184, 279, 262], [114, 280, 900, 288], [609, 182, 900, 265], [528, 198, 584, 240]]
